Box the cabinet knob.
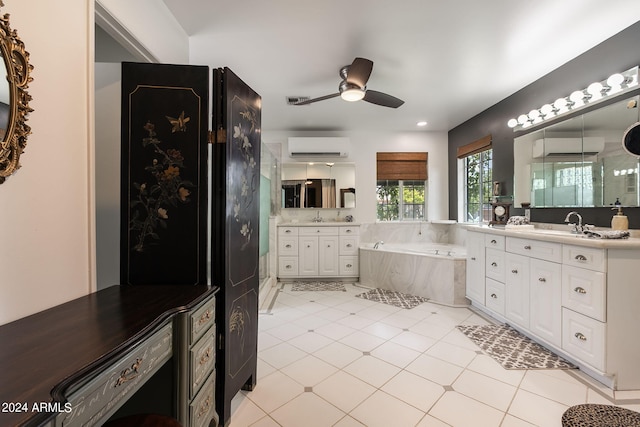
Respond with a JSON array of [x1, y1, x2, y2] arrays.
[[286, 265, 292, 269], [346, 229, 352, 233], [524, 245, 532, 250], [491, 262, 497, 267], [491, 239, 497, 244], [307, 245, 311, 248], [285, 229, 291, 233], [285, 244, 292, 248], [511, 269, 518, 274], [574, 287, 587, 294], [317, 230, 320, 233], [327, 245, 331, 248], [346, 243, 353, 248], [538, 277, 546, 282], [471, 257, 476, 261], [574, 254, 587, 261], [575, 332, 587, 341], [346, 264, 353, 268], [490, 293, 497, 299]]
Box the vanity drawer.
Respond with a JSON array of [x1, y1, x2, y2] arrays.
[[562, 265, 606, 322], [485, 234, 505, 250], [339, 236, 359, 255], [58, 323, 173, 427], [563, 245, 606, 272], [299, 226, 339, 235], [562, 308, 605, 371], [485, 248, 506, 283], [339, 226, 359, 236], [190, 298, 215, 345], [278, 226, 299, 236], [278, 257, 299, 276], [278, 236, 298, 256], [190, 330, 215, 398], [506, 237, 562, 262], [339, 256, 359, 276], [485, 278, 505, 316], [190, 372, 216, 427]]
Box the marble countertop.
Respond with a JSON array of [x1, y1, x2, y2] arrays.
[[278, 222, 360, 226], [463, 224, 640, 249]]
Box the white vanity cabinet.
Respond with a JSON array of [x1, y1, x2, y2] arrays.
[[465, 231, 486, 304], [465, 225, 640, 390], [278, 224, 359, 279]]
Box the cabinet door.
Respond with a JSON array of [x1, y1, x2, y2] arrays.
[[505, 253, 530, 329], [319, 236, 339, 276], [299, 236, 319, 276], [529, 259, 562, 347], [466, 231, 486, 304]]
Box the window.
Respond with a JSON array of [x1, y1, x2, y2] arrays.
[[458, 135, 492, 223], [376, 153, 427, 221], [376, 180, 426, 221]]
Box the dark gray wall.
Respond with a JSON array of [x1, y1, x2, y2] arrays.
[[449, 21, 640, 228]]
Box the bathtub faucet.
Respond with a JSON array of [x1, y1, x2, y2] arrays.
[[373, 240, 384, 249]]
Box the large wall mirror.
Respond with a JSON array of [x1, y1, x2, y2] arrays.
[[514, 94, 640, 208], [282, 162, 355, 208], [0, 2, 34, 184]]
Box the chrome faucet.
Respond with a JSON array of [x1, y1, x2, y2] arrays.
[[312, 211, 323, 223], [373, 240, 384, 249], [564, 211, 583, 234]]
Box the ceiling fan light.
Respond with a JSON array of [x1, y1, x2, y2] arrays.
[[341, 88, 365, 102]]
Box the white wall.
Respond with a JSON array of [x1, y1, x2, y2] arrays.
[[264, 130, 449, 224], [96, 0, 189, 64], [0, 0, 95, 325]]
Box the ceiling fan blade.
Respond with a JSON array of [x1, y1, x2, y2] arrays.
[[346, 57, 373, 88], [294, 93, 340, 105], [363, 90, 404, 108]]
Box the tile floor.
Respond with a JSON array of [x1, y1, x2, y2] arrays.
[[228, 283, 640, 427]]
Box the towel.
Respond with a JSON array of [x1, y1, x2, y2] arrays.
[[583, 230, 630, 239]]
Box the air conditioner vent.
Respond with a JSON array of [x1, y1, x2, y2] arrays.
[[288, 137, 350, 158]]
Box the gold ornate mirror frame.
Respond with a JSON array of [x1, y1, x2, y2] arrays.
[[0, 0, 33, 184]]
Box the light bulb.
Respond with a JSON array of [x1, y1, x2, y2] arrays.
[[507, 118, 518, 128], [587, 82, 604, 100], [340, 88, 365, 102], [554, 97, 568, 111], [540, 104, 555, 117], [517, 114, 529, 125], [607, 73, 625, 87], [570, 90, 586, 103]]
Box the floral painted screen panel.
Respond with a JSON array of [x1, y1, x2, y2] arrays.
[[120, 62, 209, 285], [210, 67, 261, 427]]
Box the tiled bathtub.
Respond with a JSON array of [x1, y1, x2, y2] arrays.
[[359, 243, 469, 307]]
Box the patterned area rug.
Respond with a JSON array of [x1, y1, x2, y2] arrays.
[[457, 324, 576, 370], [355, 288, 428, 309], [290, 281, 347, 292]]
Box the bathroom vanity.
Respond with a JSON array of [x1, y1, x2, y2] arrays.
[[465, 225, 640, 390], [277, 224, 360, 280], [0, 285, 218, 427]]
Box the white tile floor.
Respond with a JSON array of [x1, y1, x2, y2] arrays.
[[228, 283, 640, 427]]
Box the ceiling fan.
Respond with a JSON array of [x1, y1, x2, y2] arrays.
[[294, 57, 404, 108]]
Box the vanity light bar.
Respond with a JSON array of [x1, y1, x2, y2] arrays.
[[507, 66, 639, 130]]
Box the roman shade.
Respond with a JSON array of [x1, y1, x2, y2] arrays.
[[376, 152, 428, 180], [457, 134, 492, 158]]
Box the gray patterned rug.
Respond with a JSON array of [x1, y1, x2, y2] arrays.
[[457, 324, 576, 370], [355, 288, 428, 309], [290, 281, 347, 292]]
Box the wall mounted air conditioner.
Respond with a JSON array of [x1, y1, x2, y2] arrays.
[[532, 137, 605, 158], [288, 137, 350, 158]]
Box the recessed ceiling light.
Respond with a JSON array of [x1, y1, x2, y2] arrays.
[[416, 121, 428, 127]]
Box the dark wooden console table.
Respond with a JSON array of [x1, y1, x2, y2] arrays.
[[0, 284, 218, 427]]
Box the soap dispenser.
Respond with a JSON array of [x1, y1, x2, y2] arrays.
[[611, 206, 629, 231]]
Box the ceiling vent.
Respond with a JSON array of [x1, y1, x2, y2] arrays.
[[288, 137, 350, 158], [286, 96, 310, 105]]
